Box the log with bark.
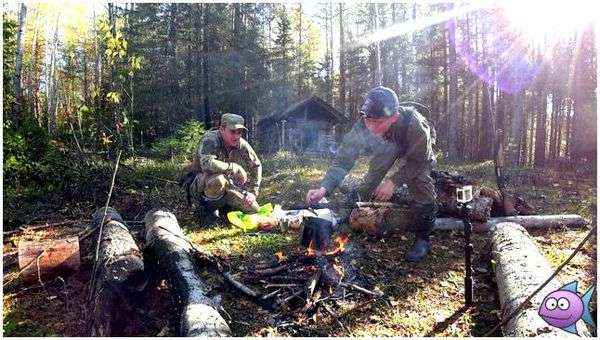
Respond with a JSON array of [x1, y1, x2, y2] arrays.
[[350, 210, 586, 236], [17, 236, 80, 284], [346, 169, 533, 236], [489, 222, 590, 336], [89, 207, 147, 336], [144, 209, 231, 337]]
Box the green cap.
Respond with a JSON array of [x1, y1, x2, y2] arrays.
[[220, 113, 248, 131]]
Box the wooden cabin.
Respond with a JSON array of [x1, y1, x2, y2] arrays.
[[257, 96, 349, 156]]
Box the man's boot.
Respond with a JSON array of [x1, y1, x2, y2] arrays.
[[196, 199, 224, 227], [405, 203, 437, 262], [405, 232, 431, 262]]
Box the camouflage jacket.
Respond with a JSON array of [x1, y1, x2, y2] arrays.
[[191, 130, 262, 196], [321, 106, 435, 195]]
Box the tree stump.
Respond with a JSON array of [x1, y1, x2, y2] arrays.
[[489, 222, 590, 336], [90, 207, 146, 336], [144, 209, 231, 337], [18, 236, 80, 284]]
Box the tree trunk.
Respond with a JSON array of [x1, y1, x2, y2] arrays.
[[446, 7, 459, 160], [166, 3, 179, 133], [509, 90, 524, 164], [46, 13, 60, 135], [18, 236, 80, 284], [93, 8, 102, 114], [89, 207, 146, 336], [11, 3, 27, 127], [338, 3, 346, 114], [534, 50, 548, 166], [108, 3, 122, 138], [201, 4, 212, 128], [144, 210, 231, 336], [369, 4, 382, 86], [571, 26, 596, 163], [296, 4, 303, 97], [329, 2, 335, 100], [527, 94, 536, 165], [30, 7, 41, 124], [490, 222, 590, 337]]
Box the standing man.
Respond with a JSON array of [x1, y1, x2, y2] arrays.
[[184, 113, 262, 225], [305, 86, 437, 262]]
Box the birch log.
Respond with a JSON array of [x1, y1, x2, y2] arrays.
[[351, 210, 586, 235], [144, 210, 231, 337], [90, 207, 146, 336], [434, 214, 587, 232], [490, 222, 590, 336]]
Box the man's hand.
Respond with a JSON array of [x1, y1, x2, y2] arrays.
[[243, 192, 257, 208], [306, 187, 327, 204], [374, 179, 395, 201], [229, 163, 248, 185]]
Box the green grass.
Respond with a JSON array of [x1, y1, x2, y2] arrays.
[[3, 298, 53, 336], [185, 224, 294, 257], [3, 150, 596, 337]]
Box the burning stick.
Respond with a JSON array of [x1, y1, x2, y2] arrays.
[[306, 270, 322, 299], [276, 289, 304, 310], [260, 288, 281, 300], [223, 271, 258, 298], [265, 283, 302, 289], [254, 261, 280, 270], [222, 272, 275, 310], [268, 275, 309, 282], [339, 282, 383, 297], [254, 265, 288, 276]]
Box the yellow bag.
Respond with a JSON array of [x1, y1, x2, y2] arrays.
[[227, 203, 276, 232]]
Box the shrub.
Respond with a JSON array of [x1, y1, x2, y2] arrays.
[[151, 120, 207, 161], [3, 121, 58, 190], [262, 150, 311, 174]]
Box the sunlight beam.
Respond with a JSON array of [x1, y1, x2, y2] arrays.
[[358, 3, 488, 47]]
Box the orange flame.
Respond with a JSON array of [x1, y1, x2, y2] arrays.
[[274, 251, 287, 263], [306, 239, 318, 256], [333, 261, 345, 278], [326, 234, 350, 256]]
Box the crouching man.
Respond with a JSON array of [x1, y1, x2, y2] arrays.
[[184, 113, 262, 225], [305, 86, 438, 262]]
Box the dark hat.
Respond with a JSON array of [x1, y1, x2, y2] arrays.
[[220, 113, 248, 130], [360, 86, 399, 118]]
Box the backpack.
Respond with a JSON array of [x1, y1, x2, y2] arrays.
[[399, 101, 437, 145]]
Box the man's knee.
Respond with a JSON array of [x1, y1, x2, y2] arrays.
[[203, 174, 228, 200], [224, 190, 260, 214]]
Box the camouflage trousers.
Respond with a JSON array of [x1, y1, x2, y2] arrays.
[[359, 144, 438, 236], [188, 172, 260, 214]]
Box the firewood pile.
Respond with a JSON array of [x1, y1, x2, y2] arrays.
[[222, 235, 384, 323]]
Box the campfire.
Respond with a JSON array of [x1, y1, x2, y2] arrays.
[[222, 219, 383, 325]]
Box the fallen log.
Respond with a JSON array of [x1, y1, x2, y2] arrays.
[[489, 222, 589, 336], [434, 214, 587, 232], [144, 210, 231, 337], [351, 211, 586, 235], [18, 236, 80, 284], [4, 220, 86, 236], [90, 207, 146, 336]]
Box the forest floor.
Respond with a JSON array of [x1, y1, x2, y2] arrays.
[[3, 152, 597, 336]]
